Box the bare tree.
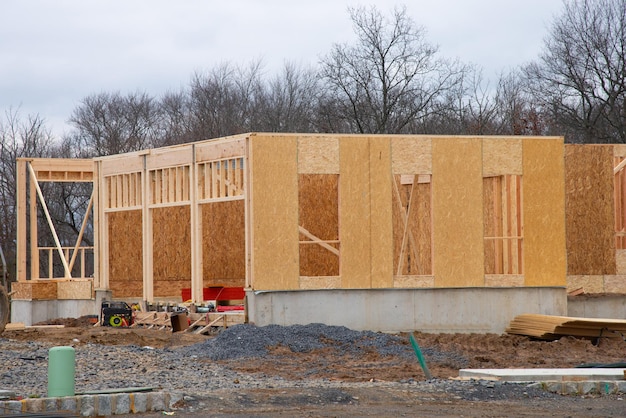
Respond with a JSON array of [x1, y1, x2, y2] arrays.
[[319, 5, 467, 134], [157, 89, 195, 147], [256, 62, 320, 132], [0, 109, 55, 282], [188, 61, 264, 140], [524, 0, 626, 143], [68, 91, 160, 156]]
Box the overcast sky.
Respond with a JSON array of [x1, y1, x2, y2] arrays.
[[0, 0, 564, 139]]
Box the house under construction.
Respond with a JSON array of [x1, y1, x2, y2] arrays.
[[10, 133, 626, 332]]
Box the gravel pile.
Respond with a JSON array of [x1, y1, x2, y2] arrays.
[[182, 323, 469, 367]]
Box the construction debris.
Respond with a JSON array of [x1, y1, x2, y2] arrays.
[[506, 314, 626, 340]]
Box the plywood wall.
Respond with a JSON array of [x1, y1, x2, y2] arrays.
[[565, 145, 616, 275], [96, 133, 569, 298], [369, 137, 394, 288], [298, 174, 339, 277], [432, 137, 485, 287], [339, 137, 372, 288], [202, 200, 246, 287], [249, 134, 300, 290], [523, 138, 566, 286], [152, 206, 191, 297], [108, 210, 143, 298]]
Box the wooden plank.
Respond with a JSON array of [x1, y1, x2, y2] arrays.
[[340, 137, 372, 288], [146, 145, 193, 170], [195, 137, 246, 162], [16, 159, 27, 281], [507, 314, 626, 340], [523, 138, 566, 286], [432, 137, 484, 287], [99, 154, 145, 177], [249, 134, 299, 290]]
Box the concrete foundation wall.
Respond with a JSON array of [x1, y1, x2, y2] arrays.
[[567, 295, 626, 319], [11, 299, 98, 326], [246, 287, 567, 334]]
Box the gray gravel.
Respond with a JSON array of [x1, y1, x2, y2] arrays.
[[0, 323, 574, 403]]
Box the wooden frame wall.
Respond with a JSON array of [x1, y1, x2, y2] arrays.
[[95, 136, 248, 302], [14, 158, 95, 300]]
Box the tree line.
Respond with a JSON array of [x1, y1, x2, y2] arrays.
[[1, 0, 624, 282]]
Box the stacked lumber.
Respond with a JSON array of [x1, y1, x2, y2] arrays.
[[506, 314, 626, 340]]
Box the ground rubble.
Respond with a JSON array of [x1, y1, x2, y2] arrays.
[[0, 322, 625, 416]]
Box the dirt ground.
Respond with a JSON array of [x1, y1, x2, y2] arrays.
[[3, 320, 626, 417]]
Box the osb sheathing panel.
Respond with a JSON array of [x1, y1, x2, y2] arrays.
[[297, 136, 339, 174], [250, 135, 299, 290], [616, 250, 626, 274], [340, 137, 372, 288], [523, 138, 566, 286], [614, 144, 626, 158], [299, 276, 341, 289], [298, 174, 339, 277], [11, 281, 57, 300], [565, 145, 616, 275], [482, 138, 522, 176], [108, 210, 143, 298], [393, 275, 434, 288], [603, 275, 626, 293], [152, 206, 191, 297], [391, 136, 432, 174], [484, 275, 524, 287], [392, 176, 432, 276], [57, 280, 93, 299], [369, 137, 394, 288], [432, 137, 484, 287], [202, 200, 245, 288], [567, 275, 605, 294]]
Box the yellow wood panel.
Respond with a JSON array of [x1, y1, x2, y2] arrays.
[[432, 137, 484, 287], [249, 134, 299, 290], [297, 136, 340, 174], [340, 137, 372, 288], [391, 136, 432, 174], [369, 137, 394, 288], [482, 138, 522, 176], [523, 138, 566, 286]]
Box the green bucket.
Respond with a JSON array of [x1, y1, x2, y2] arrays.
[[47, 346, 76, 397]]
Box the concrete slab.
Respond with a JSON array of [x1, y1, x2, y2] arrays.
[[459, 368, 626, 382]]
